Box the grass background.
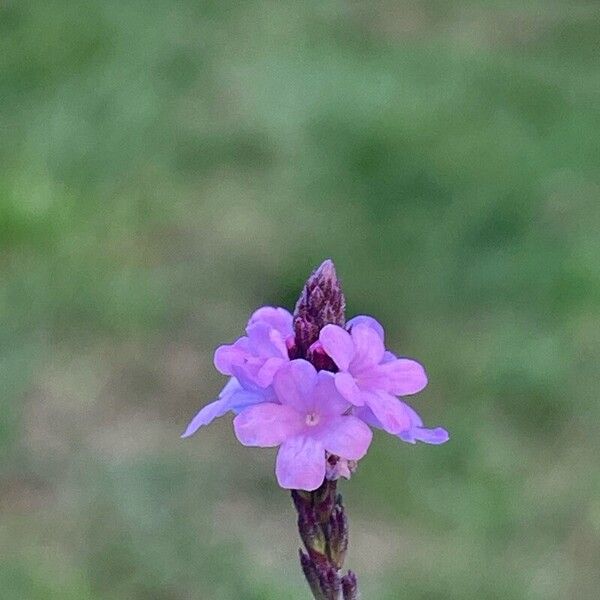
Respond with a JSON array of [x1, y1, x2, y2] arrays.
[[1, 1, 599, 598]]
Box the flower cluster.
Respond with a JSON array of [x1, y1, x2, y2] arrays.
[[182, 260, 448, 491]]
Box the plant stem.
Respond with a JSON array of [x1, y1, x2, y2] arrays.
[[292, 480, 360, 599]]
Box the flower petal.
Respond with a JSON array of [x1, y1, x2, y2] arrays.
[[248, 306, 293, 336], [181, 398, 231, 438], [396, 399, 423, 427], [380, 358, 428, 395], [256, 356, 286, 387], [353, 405, 380, 428], [233, 403, 302, 447], [362, 390, 411, 434], [382, 350, 397, 363], [357, 401, 450, 445], [312, 371, 351, 416], [346, 315, 385, 340], [316, 416, 372, 460], [394, 400, 449, 445], [399, 426, 449, 445], [319, 324, 354, 371], [246, 322, 288, 358], [334, 372, 363, 406], [272, 359, 317, 412], [275, 436, 326, 491], [181, 377, 265, 438], [228, 387, 275, 413], [229, 364, 264, 393], [350, 324, 385, 370], [213, 338, 249, 375]]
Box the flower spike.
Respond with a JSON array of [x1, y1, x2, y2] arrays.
[[293, 259, 346, 359], [182, 259, 448, 599]]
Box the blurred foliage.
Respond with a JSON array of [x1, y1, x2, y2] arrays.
[[1, 1, 599, 598]]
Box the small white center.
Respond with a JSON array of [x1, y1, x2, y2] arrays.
[[305, 412, 320, 426]]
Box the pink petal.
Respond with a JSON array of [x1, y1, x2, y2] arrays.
[[356, 400, 449, 445], [272, 359, 317, 412], [346, 315, 385, 340], [227, 369, 278, 400], [395, 400, 449, 445], [381, 358, 428, 395], [319, 324, 355, 371], [229, 363, 263, 391], [268, 328, 289, 358], [316, 416, 372, 460], [246, 322, 288, 358], [256, 356, 286, 387], [248, 306, 293, 336], [362, 390, 411, 434], [275, 436, 326, 491], [213, 339, 249, 375], [397, 399, 424, 427], [312, 371, 351, 416], [334, 372, 363, 406], [233, 403, 302, 447], [350, 324, 385, 370]]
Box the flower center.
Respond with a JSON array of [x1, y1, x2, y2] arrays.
[[305, 412, 320, 426]]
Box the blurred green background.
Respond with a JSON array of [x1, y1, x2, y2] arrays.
[[1, 1, 599, 598]]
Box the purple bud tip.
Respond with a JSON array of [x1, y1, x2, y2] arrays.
[[341, 571, 359, 600], [315, 258, 336, 280], [293, 259, 346, 359]]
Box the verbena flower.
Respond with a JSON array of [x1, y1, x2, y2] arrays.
[[182, 260, 449, 599], [317, 317, 444, 442], [214, 305, 293, 388], [181, 306, 291, 438], [234, 360, 372, 491], [182, 267, 448, 469]]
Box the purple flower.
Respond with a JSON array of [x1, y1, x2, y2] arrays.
[[182, 264, 447, 482], [181, 261, 450, 600], [233, 360, 373, 491], [214, 306, 293, 389], [318, 316, 428, 435], [181, 306, 292, 438]]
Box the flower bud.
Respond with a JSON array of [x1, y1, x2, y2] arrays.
[[318, 563, 342, 600], [293, 260, 346, 359], [341, 570, 359, 599], [299, 550, 327, 600], [327, 495, 349, 570]]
